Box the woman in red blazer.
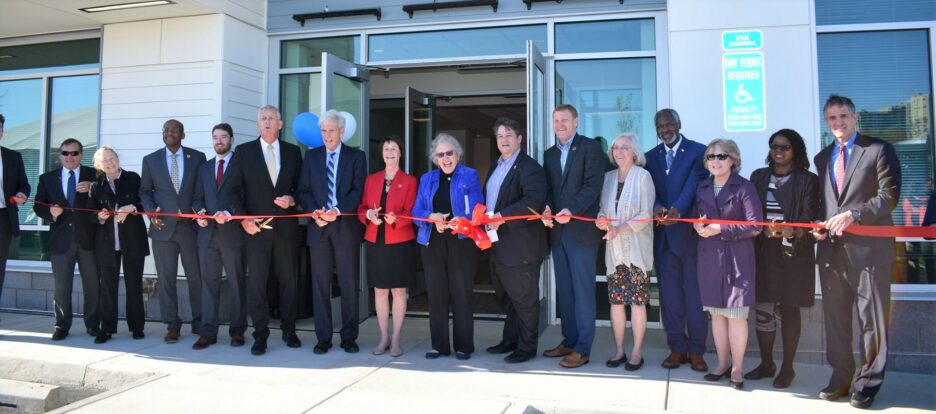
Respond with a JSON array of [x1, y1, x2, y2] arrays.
[[358, 137, 417, 357]]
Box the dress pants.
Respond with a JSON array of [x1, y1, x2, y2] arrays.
[[98, 251, 146, 334], [551, 230, 598, 357], [0, 212, 11, 303], [51, 243, 99, 333], [657, 247, 707, 355], [245, 229, 298, 341], [153, 223, 202, 331], [820, 242, 890, 397], [491, 258, 541, 354], [198, 237, 247, 340], [421, 232, 478, 354], [309, 224, 360, 343]]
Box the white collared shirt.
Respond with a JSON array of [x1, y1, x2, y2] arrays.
[[61, 166, 79, 199]]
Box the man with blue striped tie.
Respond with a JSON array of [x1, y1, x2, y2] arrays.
[[297, 109, 367, 355]]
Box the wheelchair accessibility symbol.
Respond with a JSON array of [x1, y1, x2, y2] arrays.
[[734, 84, 753, 104]]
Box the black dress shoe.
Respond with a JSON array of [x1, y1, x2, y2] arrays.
[[251, 340, 267, 355], [624, 357, 644, 371], [455, 351, 471, 360], [340, 340, 360, 353], [52, 330, 68, 341], [849, 391, 874, 409], [313, 341, 333, 354], [704, 367, 732, 381], [818, 384, 850, 401], [132, 331, 145, 340], [87, 327, 102, 337], [606, 354, 627, 368], [504, 350, 534, 363], [425, 350, 442, 359], [282, 331, 301, 348], [94, 333, 112, 344], [486, 342, 517, 354], [744, 362, 776, 380]]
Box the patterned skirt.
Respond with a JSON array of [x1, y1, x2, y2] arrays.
[[607, 263, 650, 306]]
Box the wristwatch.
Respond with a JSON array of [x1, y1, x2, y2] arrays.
[[850, 209, 861, 223]]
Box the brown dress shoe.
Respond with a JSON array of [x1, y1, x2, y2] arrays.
[[689, 353, 709, 372], [230, 334, 246, 347], [559, 352, 590, 368], [164, 328, 181, 344], [542, 344, 574, 358], [192, 336, 217, 350], [661, 352, 689, 369]]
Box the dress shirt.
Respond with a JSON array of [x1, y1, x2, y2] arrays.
[[486, 150, 520, 212], [557, 134, 576, 172], [165, 147, 185, 184], [61, 166, 79, 201]]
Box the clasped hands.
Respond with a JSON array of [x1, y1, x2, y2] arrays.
[[692, 215, 722, 238], [811, 210, 855, 240], [653, 207, 682, 226], [366, 207, 398, 226], [539, 206, 572, 228], [97, 204, 136, 224]]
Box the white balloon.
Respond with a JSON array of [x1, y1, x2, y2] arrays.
[[340, 111, 357, 143]]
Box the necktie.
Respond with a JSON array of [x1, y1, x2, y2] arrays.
[[834, 143, 846, 194], [170, 153, 180, 193], [266, 144, 277, 186], [215, 159, 224, 189], [327, 152, 337, 209], [67, 170, 76, 207], [665, 149, 675, 171]]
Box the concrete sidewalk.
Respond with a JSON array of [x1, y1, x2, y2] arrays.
[[1, 311, 933, 413]]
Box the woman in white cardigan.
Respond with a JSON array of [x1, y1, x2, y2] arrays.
[[596, 132, 655, 371]]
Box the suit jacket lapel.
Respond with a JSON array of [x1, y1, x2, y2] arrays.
[[559, 135, 579, 190], [838, 136, 866, 201], [494, 159, 519, 211]]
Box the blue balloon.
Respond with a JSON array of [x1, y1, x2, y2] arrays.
[[293, 112, 323, 148]]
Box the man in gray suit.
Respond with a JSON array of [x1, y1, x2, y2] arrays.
[[140, 119, 207, 343], [191, 123, 246, 350]]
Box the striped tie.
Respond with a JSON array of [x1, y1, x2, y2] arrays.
[[834, 143, 846, 194], [327, 151, 337, 209]]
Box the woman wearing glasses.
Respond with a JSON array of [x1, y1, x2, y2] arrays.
[[746, 129, 819, 388], [412, 133, 484, 361], [86, 146, 150, 343], [693, 139, 763, 390]]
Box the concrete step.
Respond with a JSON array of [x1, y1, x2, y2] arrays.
[[0, 378, 66, 413]]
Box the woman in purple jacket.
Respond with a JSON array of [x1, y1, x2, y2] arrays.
[[692, 139, 763, 390]]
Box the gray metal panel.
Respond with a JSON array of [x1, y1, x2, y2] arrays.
[[269, 0, 666, 33]]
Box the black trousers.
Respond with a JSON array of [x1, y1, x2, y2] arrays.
[[245, 229, 298, 341], [198, 237, 247, 339], [491, 258, 542, 354], [309, 226, 360, 343], [819, 242, 890, 397], [0, 212, 11, 303], [421, 232, 478, 354], [51, 243, 99, 333], [98, 251, 146, 334]]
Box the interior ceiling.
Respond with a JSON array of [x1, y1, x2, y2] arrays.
[[0, 0, 217, 39]]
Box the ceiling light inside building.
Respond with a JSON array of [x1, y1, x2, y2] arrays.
[[80, 1, 174, 13]]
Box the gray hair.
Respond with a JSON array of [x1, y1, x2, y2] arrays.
[[654, 108, 681, 128], [92, 145, 119, 171], [319, 109, 345, 129], [258, 105, 281, 120], [608, 133, 646, 167], [705, 138, 742, 173], [428, 133, 464, 166]]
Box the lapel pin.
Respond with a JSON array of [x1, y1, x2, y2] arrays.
[[572, 147, 577, 151], [398, 183, 402, 189]]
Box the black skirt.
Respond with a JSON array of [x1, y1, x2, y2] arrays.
[[366, 239, 416, 289]]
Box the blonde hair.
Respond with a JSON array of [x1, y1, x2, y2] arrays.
[[705, 138, 742, 173]]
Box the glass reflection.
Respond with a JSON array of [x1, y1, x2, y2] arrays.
[[369, 25, 547, 62], [0, 78, 42, 226], [555, 19, 655, 54], [48, 75, 100, 171]]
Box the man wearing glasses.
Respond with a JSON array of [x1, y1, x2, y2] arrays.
[[34, 138, 99, 340]]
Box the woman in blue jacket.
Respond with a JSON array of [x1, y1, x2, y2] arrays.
[[412, 133, 484, 360]]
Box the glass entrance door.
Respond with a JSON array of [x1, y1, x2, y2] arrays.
[[404, 86, 434, 177]]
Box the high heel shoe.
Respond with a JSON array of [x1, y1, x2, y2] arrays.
[[372, 344, 390, 356], [729, 379, 744, 390], [390, 347, 403, 357], [704, 367, 732, 381]]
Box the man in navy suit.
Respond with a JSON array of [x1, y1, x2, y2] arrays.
[[297, 109, 367, 354], [0, 114, 31, 321], [540, 104, 605, 368], [643, 109, 710, 372], [140, 119, 207, 343], [191, 123, 247, 350], [484, 117, 548, 364], [34, 138, 99, 340]]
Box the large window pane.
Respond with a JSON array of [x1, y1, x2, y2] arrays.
[[280, 73, 322, 150], [0, 78, 42, 226], [556, 19, 654, 54], [555, 58, 657, 153], [281, 36, 360, 68], [0, 39, 100, 75], [368, 25, 547, 62], [48, 75, 100, 170], [818, 29, 934, 284], [816, 0, 935, 25]]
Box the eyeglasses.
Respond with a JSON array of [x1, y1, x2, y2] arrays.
[[60, 150, 80, 157], [770, 144, 792, 151], [435, 150, 455, 159], [705, 153, 730, 161]]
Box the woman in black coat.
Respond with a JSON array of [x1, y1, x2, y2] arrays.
[[86, 146, 150, 343], [746, 129, 819, 388]]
